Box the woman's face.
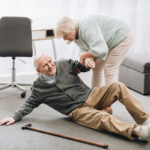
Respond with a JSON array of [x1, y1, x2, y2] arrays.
[[63, 28, 77, 44]]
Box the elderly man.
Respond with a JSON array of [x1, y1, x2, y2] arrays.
[[0, 54, 150, 141]]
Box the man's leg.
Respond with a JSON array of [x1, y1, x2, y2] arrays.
[[69, 82, 150, 140], [88, 82, 150, 124], [69, 104, 136, 140]]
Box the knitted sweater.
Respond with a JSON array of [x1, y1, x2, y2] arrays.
[[13, 59, 92, 121], [75, 15, 130, 60]]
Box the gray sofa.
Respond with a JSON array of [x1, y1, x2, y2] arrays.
[[119, 53, 150, 95]]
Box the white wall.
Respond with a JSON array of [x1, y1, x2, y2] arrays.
[[0, 0, 150, 77]]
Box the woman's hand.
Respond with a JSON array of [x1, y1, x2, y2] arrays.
[[80, 53, 86, 65], [80, 51, 95, 65], [85, 58, 95, 68]]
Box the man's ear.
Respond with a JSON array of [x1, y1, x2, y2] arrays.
[[36, 68, 40, 73]]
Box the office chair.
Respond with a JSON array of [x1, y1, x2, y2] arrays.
[[0, 17, 33, 98]]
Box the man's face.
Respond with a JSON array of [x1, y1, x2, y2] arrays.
[[37, 56, 56, 76]]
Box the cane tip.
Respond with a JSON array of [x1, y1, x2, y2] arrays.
[[103, 145, 108, 149], [21, 123, 32, 130]]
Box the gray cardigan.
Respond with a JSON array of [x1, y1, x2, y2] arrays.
[[13, 59, 92, 121]]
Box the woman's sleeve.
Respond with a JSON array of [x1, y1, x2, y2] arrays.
[[82, 24, 109, 60]]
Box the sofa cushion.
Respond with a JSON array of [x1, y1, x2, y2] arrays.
[[122, 53, 150, 73]]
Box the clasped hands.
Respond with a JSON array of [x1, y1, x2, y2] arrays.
[[80, 52, 95, 69]]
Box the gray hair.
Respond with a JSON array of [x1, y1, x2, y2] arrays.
[[34, 54, 51, 69], [55, 17, 76, 38]]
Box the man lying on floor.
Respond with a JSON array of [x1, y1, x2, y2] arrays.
[[0, 54, 150, 141]]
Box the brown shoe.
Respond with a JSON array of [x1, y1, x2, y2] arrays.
[[101, 106, 113, 114]]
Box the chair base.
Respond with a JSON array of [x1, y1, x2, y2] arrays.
[[0, 57, 32, 98], [0, 82, 28, 98]]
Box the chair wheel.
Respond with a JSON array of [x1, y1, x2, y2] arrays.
[[21, 92, 26, 98]]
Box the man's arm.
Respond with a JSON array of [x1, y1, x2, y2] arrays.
[[0, 117, 15, 126], [0, 91, 41, 126], [69, 59, 91, 74]]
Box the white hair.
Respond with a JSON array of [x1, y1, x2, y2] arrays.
[[55, 17, 76, 38], [34, 53, 51, 69]]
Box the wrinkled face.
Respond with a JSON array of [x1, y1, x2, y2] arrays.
[[36, 56, 56, 76], [62, 28, 77, 44]]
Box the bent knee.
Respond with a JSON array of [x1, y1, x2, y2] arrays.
[[110, 82, 125, 92], [111, 81, 125, 87]]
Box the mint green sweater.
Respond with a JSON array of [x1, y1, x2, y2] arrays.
[[74, 15, 130, 60]]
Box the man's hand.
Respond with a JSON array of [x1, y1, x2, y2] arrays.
[[85, 58, 95, 69], [0, 117, 15, 126]]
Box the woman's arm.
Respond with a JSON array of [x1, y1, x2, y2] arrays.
[[80, 51, 95, 65]]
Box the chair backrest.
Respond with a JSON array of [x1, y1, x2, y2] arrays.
[[0, 17, 33, 57]]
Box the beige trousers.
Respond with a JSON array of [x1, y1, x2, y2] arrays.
[[92, 33, 133, 88], [69, 82, 150, 140]]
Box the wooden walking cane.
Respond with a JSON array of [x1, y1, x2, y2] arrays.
[[22, 123, 108, 149]]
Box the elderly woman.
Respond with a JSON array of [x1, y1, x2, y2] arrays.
[[55, 15, 133, 113]]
